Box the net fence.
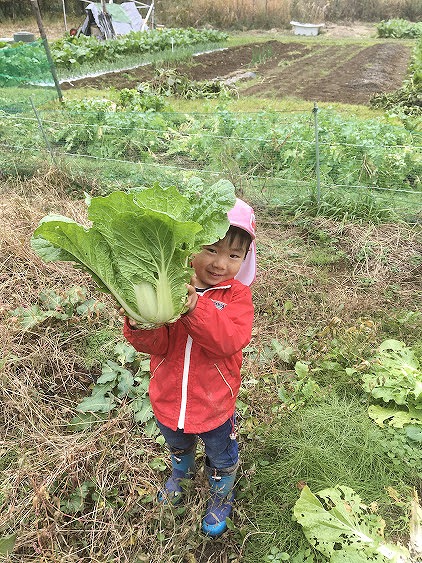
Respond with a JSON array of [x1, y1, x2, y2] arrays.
[[0, 65, 420, 222], [0, 40, 58, 113]]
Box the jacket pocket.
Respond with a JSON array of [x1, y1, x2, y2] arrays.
[[214, 363, 234, 397], [150, 357, 165, 379]]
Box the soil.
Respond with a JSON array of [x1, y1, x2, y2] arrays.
[[60, 36, 412, 105]]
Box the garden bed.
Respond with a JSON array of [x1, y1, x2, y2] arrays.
[[60, 39, 412, 105]]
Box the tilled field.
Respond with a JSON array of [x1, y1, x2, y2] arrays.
[[61, 39, 412, 104]]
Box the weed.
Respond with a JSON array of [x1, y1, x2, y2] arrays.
[[250, 45, 274, 66], [76, 328, 119, 369]]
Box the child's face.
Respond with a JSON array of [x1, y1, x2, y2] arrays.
[[191, 235, 248, 288]]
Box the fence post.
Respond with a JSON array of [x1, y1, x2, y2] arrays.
[[313, 102, 321, 204], [30, 97, 57, 166]]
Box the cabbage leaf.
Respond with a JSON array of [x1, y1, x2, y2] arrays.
[[31, 179, 236, 328], [293, 485, 410, 562]]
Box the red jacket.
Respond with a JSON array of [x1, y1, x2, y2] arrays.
[[123, 279, 254, 433]]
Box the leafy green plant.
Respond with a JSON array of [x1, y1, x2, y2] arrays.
[[118, 87, 169, 112], [0, 41, 51, 86], [378, 426, 422, 476], [138, 67, 236, 99], [70, 342, 157, 434], [277, 361, 323, 409], [294, 485, 411, 561], [60, 480, 95, 514], [10, 286, 104, 329], [242, 394, 415, 561], [50, 28, 228, 70], [354, 339, 422, 428], [250, 45, 274, 66], [371, 37, 422, 117], [376, 19, 422, 39], [0, 534, 16, 556], [31, 179, 236, 327]]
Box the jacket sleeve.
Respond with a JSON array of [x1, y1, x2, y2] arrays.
[[122, 317, 170, 355], [180, 285, 253, 357]]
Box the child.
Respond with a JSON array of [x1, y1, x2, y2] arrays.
[[123, 198, 256, 538]]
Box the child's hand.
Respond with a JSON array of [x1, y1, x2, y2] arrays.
[[117, 306, 138, 328], [185, 275, 198, 313]]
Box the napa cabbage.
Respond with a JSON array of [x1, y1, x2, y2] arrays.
[[31, 178, 236, 328]]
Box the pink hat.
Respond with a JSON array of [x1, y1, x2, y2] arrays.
[[228, 198, 257, 286]]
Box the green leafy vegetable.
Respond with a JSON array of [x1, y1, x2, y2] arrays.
[[293, 485, 410, 562], [31, 179, 236, 328], [360, 340, 422, 428]]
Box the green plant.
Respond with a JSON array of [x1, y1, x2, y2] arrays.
[[70, 342, 157, 434], [376, 19, 422, 39], [277, 361, 323, 409], [31, 179, 236, 327], [10, 286, 104, 329], [353, 339, 422, 428], [50, 28, 229, 70], [378, 426, 422, 476], [118, 87, 169, 112], [138, 68, 236, 99], [371, 36, 422, 117], [294, 485, 411, 561], [0, 41, 51, 86], [250, 45, 274, 66], [242, 394, 414, 561], [77, 328, 119, 369]]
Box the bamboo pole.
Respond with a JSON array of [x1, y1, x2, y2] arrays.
[[29, 0, 63, 102], [62, 0, 68, 32]]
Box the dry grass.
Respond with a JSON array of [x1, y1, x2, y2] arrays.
[[154, 0, 419, 29], [0, 0, 416, 41], [1, 168, 421, 561], [250, 210, 421, 349]]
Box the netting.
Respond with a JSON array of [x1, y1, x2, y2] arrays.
[[1, 89, 421, 221], [0, 40, 58, 113]]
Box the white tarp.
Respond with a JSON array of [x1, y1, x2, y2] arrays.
[[79, 2, 148, 38]]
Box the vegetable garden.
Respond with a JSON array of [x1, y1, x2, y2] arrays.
[[1, 15, 422, 563]]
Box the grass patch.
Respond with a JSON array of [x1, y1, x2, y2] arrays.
[[241, 393, 419, 561]]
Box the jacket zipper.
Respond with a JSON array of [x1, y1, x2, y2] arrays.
[[177, 335, 193, 429], [176, 285, 233, 428]]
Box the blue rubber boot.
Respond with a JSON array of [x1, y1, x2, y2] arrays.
[[158, 451, 196, 505], [202, 470, 236, 537]]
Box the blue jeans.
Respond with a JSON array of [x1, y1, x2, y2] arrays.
[[156, 415, 238, 473]]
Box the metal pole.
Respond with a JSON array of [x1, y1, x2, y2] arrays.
[[313, 101, 321, 205], [62, 0, 68, 32], [29, 0, 63, 102]]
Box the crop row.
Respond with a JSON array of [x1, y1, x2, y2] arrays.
[[2, 97, 420, 198], [376, 18, 422, 38], [0, 27, 228, 85]]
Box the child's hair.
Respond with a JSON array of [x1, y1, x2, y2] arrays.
[[224, 225, 252, 256]]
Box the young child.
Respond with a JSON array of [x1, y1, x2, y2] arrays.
[[123, 198, 256, 538]]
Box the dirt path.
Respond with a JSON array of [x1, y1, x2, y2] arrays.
[[61, 38, 411, 105]]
